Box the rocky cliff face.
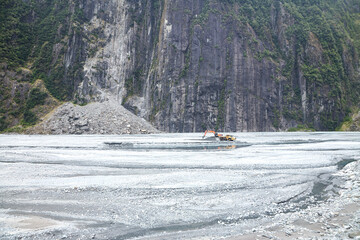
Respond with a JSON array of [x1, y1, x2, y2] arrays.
[[76, 0, 284, 132], [1, 0, 360, 132]]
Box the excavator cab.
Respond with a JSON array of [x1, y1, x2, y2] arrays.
[[223, 135, 236, 141]]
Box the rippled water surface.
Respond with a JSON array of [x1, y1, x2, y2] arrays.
[[0, 132, 359, 239]]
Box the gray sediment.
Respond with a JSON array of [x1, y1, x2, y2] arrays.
[[26, 98, 160, 135], [229, 160, 360, 240]]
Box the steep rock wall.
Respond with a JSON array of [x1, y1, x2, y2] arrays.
[[2, 0, 360, 132], [73, 0, 360, 132], [76, 0, 285, 132], [122, 0, 359, 132]]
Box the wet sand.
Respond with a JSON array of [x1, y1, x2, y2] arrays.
[[4, 162, 359, 240], [7, 216, 59, 230], [0, 133, 359, 239]]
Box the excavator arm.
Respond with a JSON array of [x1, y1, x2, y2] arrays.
[[202, 130, 216, 138], [202, 130, 222, 138]]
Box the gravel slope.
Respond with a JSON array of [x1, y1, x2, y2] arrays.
[[26, 99, 160, 134]]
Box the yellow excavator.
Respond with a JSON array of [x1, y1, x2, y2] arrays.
[[202, 130, 236, 141]]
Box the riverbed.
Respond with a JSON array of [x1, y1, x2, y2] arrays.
[[0, 132, 359, 239]]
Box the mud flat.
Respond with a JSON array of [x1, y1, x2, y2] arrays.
[[0, 133, 359, 239], [6, 216, 59, 231]]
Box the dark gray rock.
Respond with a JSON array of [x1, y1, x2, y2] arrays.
[[18, 0, 356, 133], [349, 231, 360, 239]]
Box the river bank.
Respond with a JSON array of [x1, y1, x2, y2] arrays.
[[230, 160, 360, 240]]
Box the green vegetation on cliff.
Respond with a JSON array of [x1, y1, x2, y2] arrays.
[[0, 0, 86, 99], [0, 0, 84, 131], [0, 0, 360, 132], [187, 0, 360, 130]]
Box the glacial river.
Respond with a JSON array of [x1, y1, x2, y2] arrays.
[[0, 132, 359, 239]]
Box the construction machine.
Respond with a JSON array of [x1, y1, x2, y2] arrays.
[[202, 130, 236, 141]]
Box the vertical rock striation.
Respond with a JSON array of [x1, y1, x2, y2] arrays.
[[1, 0, 360, 132]]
